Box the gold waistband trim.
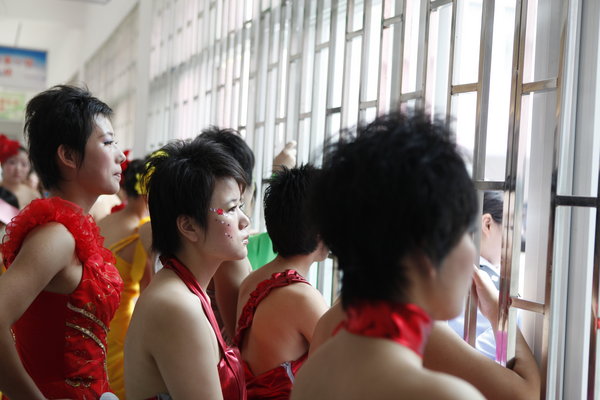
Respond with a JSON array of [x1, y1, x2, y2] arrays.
[[65, 377, 93, 388], [67, 302, 109, 333], [66, 322, 106, 353]]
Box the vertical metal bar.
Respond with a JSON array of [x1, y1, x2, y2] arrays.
[[497, 0, 527, 368], [462, 0, 497, 349], [359, 0, 372, 122], [415, 0, 429, 108], [285, 0, 302, 140], [246, 0, 262, 226], [444, 0, 457, 125], [340, 0, 355, 128], [309, 0, 327, 162], [542, 1, 570, 398], [389, 0, 406, 111], [589, 174, 600, 399], [297, 0, 314, 143], [472, 0, 494, 181], [326, 0, 341, 111]]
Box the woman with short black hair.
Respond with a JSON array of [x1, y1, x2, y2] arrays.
[[292, 111, 483, 400]]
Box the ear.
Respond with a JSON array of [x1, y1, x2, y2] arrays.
[[481, 213, 493, 237], [404, 251, 437, 280], [56, 144, 78, 170], [176, 215, 201, 243]]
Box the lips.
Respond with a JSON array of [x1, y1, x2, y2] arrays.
[[242, 236, 249, 245]]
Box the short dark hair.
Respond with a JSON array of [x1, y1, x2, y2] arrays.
[[199, 127, 254, 184], [146, 137, 248, 257], [123, 159, 146, 198], [24, 85, 113, 190], [264, 165, 320, 257], [483, 191, 503, 224], [310, 111, 477, 307]]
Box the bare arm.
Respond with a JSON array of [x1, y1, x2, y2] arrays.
[[423, 322, 540, 400], [213, 258, 252, 339], [0, 224, 76, 399], [272, 141, 297, 173], [424, 266, 540, 400], [149, 294, 224, 400], [295, 286, 329, 343], [309, 300, 342, 355]]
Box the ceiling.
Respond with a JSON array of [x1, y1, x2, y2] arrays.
[[0, 0, 110, 51]]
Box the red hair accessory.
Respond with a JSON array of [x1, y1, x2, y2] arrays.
[[120, 150, 131, 185], [0, 134, 21, 163]]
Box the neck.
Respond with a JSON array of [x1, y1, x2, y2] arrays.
[[123, 196, 149, 220], [266, 254, 316, 278], [49, 186, 98, 214], [2, 180, 21, 192], [174, 244, 222, 290]]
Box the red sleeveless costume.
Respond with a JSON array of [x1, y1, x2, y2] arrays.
[[1, 197, 123, 399], [335, 301, 433, 357], [233, 269, 310, 400], [153, 256, 246, 400]]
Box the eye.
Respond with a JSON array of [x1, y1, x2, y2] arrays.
[[227, 203, 245, 213]]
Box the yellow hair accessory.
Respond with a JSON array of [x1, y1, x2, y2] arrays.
[[138, 150, 169, 195]]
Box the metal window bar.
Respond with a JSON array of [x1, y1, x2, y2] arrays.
[[309, 0, 329, 166], [358, 0, 374, 119], [589, 179, 600, 399], [414, 0, 429, 110], [325, 0, 346, 132], [462, 0, 496, 348], [501, 2, 568, 399], [499, 0, 529, 370], [444, 0, 457, 126], [385, 0, 406, 112]]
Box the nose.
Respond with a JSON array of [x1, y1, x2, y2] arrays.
[[116, 147, 126, 164], [239, 209, 251, 230]]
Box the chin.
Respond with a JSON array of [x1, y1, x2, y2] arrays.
[[430, 305, 463, 321]]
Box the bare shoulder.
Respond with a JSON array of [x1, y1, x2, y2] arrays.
[[272, 279, 326, 306], [137, 272, 201, 317], [403, 369, 485, 400], [16, 222, 76, 264], [0, 223, 77, 320]]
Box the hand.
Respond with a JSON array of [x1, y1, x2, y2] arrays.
[[272, 140, 297, 172], [472, 265, 499, 330]]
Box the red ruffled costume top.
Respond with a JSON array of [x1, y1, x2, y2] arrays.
[[233, 269, 310, 400], [335, 302, 433, 357], [1, 197, 123, 399]]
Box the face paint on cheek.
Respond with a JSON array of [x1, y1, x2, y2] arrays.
[[210, 207, 237, 240]]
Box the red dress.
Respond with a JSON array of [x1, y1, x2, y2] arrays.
[[233, 269, 310, 400], [160, 256, 246, 400], [1, 197, 123, 399]]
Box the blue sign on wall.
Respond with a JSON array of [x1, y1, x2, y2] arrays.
[[0, 46, 47, 90]]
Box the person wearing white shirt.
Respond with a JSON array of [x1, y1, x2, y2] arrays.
[[448, 191, 504, 360]]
